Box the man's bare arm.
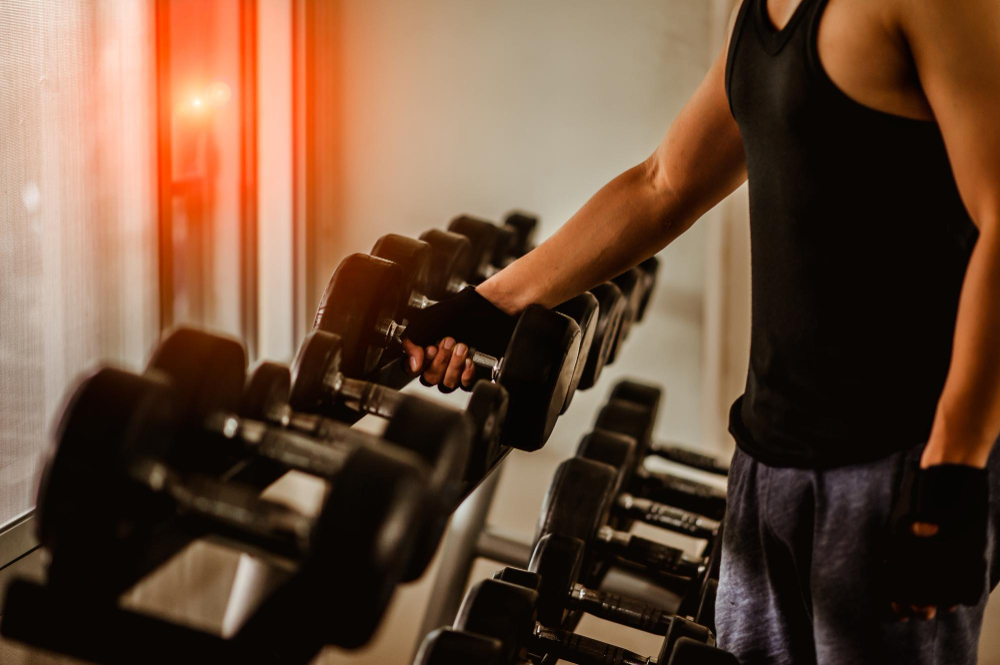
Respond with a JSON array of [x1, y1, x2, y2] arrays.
[[476, 44, 747, 313], [902, 0, 1000, 468]]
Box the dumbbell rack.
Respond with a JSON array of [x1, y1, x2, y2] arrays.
[[0, 356, 515, 665]]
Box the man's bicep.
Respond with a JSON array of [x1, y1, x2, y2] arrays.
[[906, 0, 1000, 229], [649, 44, 747, 223]]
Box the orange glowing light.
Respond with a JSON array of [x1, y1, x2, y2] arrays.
[[207, 81, 232, 107], [192, 97, 203, 108]]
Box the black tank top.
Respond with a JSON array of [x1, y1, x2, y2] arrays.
[[726, 0, 979, 468]]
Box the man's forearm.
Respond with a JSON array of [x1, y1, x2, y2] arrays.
[[923, 222, 1000, 468], [477, 160, 696, 314]]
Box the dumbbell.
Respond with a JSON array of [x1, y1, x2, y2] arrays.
[[496, 533, 713, 640], [446, 215, 518, 282], [576, 430, 723, 624], [502, 211, 538, 259], [607, 267, 645, 362], [36, 366, 428, 648], [635, 256, 660, 321], [454, 578, 738, 665], [577, 430, 721, 543], [146, 328, 471, 582], [413, 628, 504, 665], [535, 457, 707, 594], [598, 384, 730, 477], [370, 233, 597, 415], [313, 253, 581, 450], [577, 282, 627, 391], [282, 334, 503, 483]]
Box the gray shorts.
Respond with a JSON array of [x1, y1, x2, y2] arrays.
[[716, 441, 1000, 664]]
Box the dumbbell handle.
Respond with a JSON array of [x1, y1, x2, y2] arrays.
[[617, 493, 720, 541], [569, 584, 673, 635], [131, 458, 310, 566], [597, 526, 705, 580], [532, 623, 653, 665], [323, 371, 407, 418], [647, 444, 729, 476], [634, 469, 727, 520], [209, 413, 356, 478]]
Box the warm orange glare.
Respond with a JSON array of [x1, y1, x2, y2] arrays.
[[207, 81, 232, 107], [192, 97, 203, 108]]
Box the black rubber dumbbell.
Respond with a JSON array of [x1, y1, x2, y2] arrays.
[[534, 457, 707, 594], [447, 215, 518, 282], [606, 267, 645, 363], [413, 628, 504, 665], [576, 430, 724, 624], [36, 366, 428, 648], [577, 282, 628, 390], [378, 232, 624, 395], [370, 233, 597, 415], [146, 328, 471, 582], [313, 253, 581, 451], [279, 334, 504, 484], [635, 256, 660, 322], [502, 211, 538, 259], [576, 430, 721, 543], [495, 533, 714, 643], [454, 578, 738, 665], [599, 384, 730, 477]]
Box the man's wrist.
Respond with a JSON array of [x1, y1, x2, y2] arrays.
[[475, 271, 531, 316], [920, 433, 991, 469]]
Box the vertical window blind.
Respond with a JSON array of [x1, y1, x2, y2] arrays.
[[0, 1, 158, 529]]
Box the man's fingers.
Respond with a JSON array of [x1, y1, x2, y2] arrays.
[[461, 358, 475, 389], [401, 339, 424, 375], [890, 601, 912, 622], [423, 338, 455, 385], [442, 343, 468, 391], [911, 521, 940, 537], [909, 605, 936, 621]]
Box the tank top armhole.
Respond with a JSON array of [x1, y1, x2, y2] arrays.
[[726, 0, 755, 119]]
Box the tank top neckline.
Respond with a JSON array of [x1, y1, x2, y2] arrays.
[[754, 0, 815, 54]]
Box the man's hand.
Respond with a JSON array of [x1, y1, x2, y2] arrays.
[[400, 288, 516, 393], [402, 337, 475, 392], [884, 462, 990, 621]]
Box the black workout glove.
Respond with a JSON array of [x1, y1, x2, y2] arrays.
[[883, 461, 989, 609], [403, 287, 518, 360]]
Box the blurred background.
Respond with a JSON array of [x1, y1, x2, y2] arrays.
[[0, 1, 994, 663]]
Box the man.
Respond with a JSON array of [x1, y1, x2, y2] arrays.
[[402, 0, 1000, 662]]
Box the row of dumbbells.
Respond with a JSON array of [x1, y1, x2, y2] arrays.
[[414, 380, 735, 665], [31, 212, 660, 653]]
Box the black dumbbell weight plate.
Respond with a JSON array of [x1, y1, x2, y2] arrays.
[[418, 229, 476, 300], [636, 256, 660, 321], [146, 327, 247, 427], [528, 534, 586, 628], [313, 254, 405, 378], [36, 368, 177, 557], [309, 443, 431, 648], [371, 234, 433, 299], [534, 456, 617, 547], [288, 330, 341, 414], [497, 306, 581, 451], [607, 268, 644, 362], [464, 380, 509, 480], [553, 292, 599, 413], [381, 396, 472, 580], [658, 618, 715, 663], [666, 636, 739, 665], [503, 212, 538, 257], [239, 361, 291, 421], [578, 283, 626, 389], [414, 628, 505, 665], [447, 215, 509, 278], [609, 379, 662, 427], [595, 398, 657, 459], [454, 578, 539, 665]]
